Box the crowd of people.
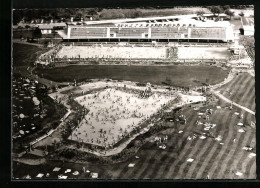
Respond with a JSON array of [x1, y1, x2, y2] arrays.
[[69, 87, 174, 148]]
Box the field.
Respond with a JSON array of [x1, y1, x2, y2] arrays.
[[12, 43, 48, 79], [13, 43, 41, 67], [56, 46, 230, 60], [12, 33, 255, 180], [241, 17, 254, 26], [240, 36, 255, 61], [178, 47, 230, 59], [13, 30, 34, 39], [230, 9, 254, 17], [229, 19, 243, 31], [217, 73, 255, 112], [57, 46, 167, 59], [12, 98, 256, 179], [12, 43, 67, 152], [36, 65, 230, 88], [97, 7, 211, 20]]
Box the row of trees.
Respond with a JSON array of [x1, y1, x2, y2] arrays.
[[14, 6, 250, 25], [210, 5, 235, 19], [13, 8, 101, 25], [13, 8, 145, 24], [196, 5, 247, 20], [99, 9, 143, 19]]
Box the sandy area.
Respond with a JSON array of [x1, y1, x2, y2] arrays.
[[178, 47, 230, 59], [56, 45, 230, 60], [230, 9, 254, 17], [57, 46, 167, 59]]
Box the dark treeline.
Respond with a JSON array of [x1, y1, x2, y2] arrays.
[[13, 5, 253, 25], [13, 8, 102, 24]]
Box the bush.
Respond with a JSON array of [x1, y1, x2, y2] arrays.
[[239, 12, 244, 17], [59, 149, 76, 159]]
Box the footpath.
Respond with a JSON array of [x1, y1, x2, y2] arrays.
[[13, 39, 43, 47], [211, 90, 255, 115]]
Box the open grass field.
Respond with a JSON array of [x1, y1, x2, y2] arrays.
[[229, 19, 243, 31], [12, 44, 67, 152], [13, 43, 41, 67], [98, 7, 211, 20], [178, 47, 230, 59], [217, 72, 255, 112], [241, 17, 254, 26], [12, 98, 256, 179], [36, 65, 230, 88], [230, 9, 254, 17]]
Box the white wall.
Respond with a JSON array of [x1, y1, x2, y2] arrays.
[[41, 29, 52, 34], [244, 30, 254, 36]]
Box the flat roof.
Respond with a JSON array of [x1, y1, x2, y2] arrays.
[[37, 23, 67, 29]]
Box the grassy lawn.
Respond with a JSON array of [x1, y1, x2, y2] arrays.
[[229, 19, 243, 31], [12, 43, 67, 152], [98, 7, 211, 20], [35, 65, 230, 88], [217, 73, 255, 111], [13, 43, 48, 78], [12, 75, 67, 153], [13, 43, 41, 67], [13, 30, 34, 39], [12, 99, 256, 179]]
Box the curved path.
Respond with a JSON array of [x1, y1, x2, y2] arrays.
[[13, 39, 43, 47], [211, 90, 255, 115]]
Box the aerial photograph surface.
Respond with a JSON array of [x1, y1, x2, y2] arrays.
[[12, 5, 256, 179]]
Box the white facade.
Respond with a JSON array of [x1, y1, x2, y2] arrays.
[[243, 26, 254, 36], [41, 29, 52, 34]]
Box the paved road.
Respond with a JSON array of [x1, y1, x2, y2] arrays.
[[211, 90, 255, 115]]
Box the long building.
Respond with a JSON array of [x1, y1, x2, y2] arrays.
[[63, 17, 235, 43]]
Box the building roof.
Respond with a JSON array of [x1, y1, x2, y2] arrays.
[[37, 23, 66, 30], [202, 13, 227, 17], [243, 25, 254, 31]]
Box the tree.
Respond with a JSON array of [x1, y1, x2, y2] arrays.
[[210, 6, 223, 16], [223, 5, 230, 10], [49, 9, 59, 19], [225, 9, 234, 20], [23, 9, 34, 21], [87, 8, 98, 16], [61, 11, 71, 19], [97, 8, 103, 12], [38, 9, 49, 18], [196, 10, 205, 17], [13, 9, 24, 25], [33, 27, 42, 39], [100, 11, 112, 19], [239, 12, 244, 17], [133, 10, 143, 18]]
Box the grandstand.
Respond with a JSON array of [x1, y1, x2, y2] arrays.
[[110, 27, 148, 38], [70, 27, 107, 38], [64, 23, 234, 43], [190, 27, 226, 40], [151, 27, 183, 39]]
